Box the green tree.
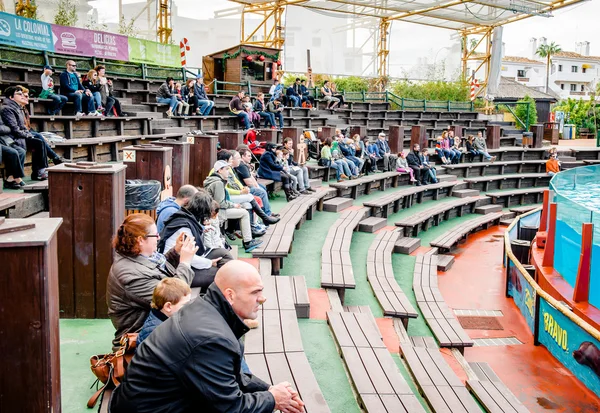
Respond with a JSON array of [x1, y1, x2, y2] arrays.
[[118, 15, 139, 38], [513, 95, 537, 130], [554, 98, 597, 134], [536, 41, 561, 94], [54, 0, 78, 26]]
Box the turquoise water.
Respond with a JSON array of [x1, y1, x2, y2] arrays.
[[551, 165, 600, 308]]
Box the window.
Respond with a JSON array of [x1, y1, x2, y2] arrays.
[[583, 67, 587, 74], [242, 60, 265, 82], [581, 85, 585, 92], [560, 84, 564, 90], [570, 84, 577, 91], [517, 69, 526, 78], [572, 65, 578, 73], [558, 65, 563, 72]]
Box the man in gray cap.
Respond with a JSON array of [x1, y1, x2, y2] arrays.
[[40, 65, 68, 115]]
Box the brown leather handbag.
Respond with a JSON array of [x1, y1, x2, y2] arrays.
[[87, 333, 138, 409]]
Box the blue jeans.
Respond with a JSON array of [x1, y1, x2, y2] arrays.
[[46, 94, 68, 115], [337, 158, 354, 176], [67, 92, 95, 113], [235, 111, 252, 129], [258, 111, 276, 127], [479, 150, 492, 161], [157, 96, 178, 112], [270, 111, 284, 128], [197, 99, 214, 116], [326, 159, 344, 180], [250, 185, 271, 216], [346, 156, 364, 172], [288, 95, 300, 107], [92, 91, 102, 109]]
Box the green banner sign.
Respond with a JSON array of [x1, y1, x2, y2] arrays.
[[128, 38, 179, 67]]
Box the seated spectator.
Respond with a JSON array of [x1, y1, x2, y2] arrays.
[[320, 137, 348, 182], [330, 82, 345, 108], [474, 131, 496, 162], [366, 139, 382, 160], [321, 80, 340, 110], [107, 213, 197, 350], [395, 151, 417, 183], [202, 200, 227, 250], [156, 77, 179, 118], [434, 136, 450, 164], [286, 79, 301, 107], [332, 133, 359, 177], [421, 148, 438, 183], [235, 147, 279, 218], [82, 69, 104, 116], [95, 65, 127, 117], [173, 82, 189, 116], [204, 160, 263, 252], [376, 132, 398, 172], [1, 86, 64, 180], [0, 115, 26, 189], [353, 135, 375, 174], [279, 149, 301, 195], [159, 191, 234, 288], [439, 131, 458, 164], [268, 78, 284, 102], [229, 90, 252, 130], [267, 98, 284, 129], [300, 79, 315, 108], [258, 142, 297, 201], [447, 129, 462, 164], [137, 278, 191, 345], [340, 137, 364, 176], [59, 60, 96, 116], [253, 92, 276, 128], [465, 135, 478, 162], [243, 129, 266, 157], [39, 65, 67, 115], [109, 261, 305, 413], [156, 185, 198, 233], [361, 136, 379, 173], [182, 78, 198, 115], [406, 143, 430, 186], [242, 96, 261, 128], [193, 75, 214, 116], [546, 153, 560, 176], [283, 137, 314, 193]]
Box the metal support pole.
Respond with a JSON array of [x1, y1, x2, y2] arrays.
[[377, 18, 390, 79]]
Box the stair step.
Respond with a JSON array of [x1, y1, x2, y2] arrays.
[[436, 174, 458, 182], [151, 127, 192, 134], [561, 161, 585, 169], [288, 276, 310, 318], [475, 204, 503, 214], [500, 218, 514, 226], [452, 188, 480, 198], [308, 178, 322, 189], [131, 111, 160, 118], [509, 205, 541, 215], [358, 216, 387, 233], [424, 247, 439, 256], [121, 104, 150, 112], [322, 197, 353, 212], [437, 254, 455, 272], [394, 236, 421, 254], [501, 212, 517, 220], [558, 156, 576, 162]]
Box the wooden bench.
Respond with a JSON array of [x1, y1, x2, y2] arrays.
[[570, 147, 600, 161], [326, 311, 427, 413], [462, 147, 547, 162], [442, 160, 546, 178], [257, 178, 283, 194], [329, 171, 400, 199], [509, 205, 541, 215], [30, 114, 153, 139], [252, 188, 336, 274], [429, 212, 504, 253], [464, 173, 551, 192], [367, 229, 418, 325], [321, 207, 370, 300], [466, 362, 531, 413], [399, 336, 481, 411], [412, 255, 473, 351], [363, 180, 459, 217], [486, 187, 545, 208], [289, 275, 310, 318], [395, 196, 487, 237]]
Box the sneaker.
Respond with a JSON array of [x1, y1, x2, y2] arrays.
[[300, 190, 310, 195], [3, 180, 21, 190], [166, 110, 173, 118], [490, 156, 497, 163], [244, 238, 263, 253], [271, 126, 277, 129], [225, 232, 236, 241], [252, 227, 266, 238], [52, 157, 66, 165], [75, 112, 85, 117], [340, 174, 349, 180], [306, 187, 316, 192]]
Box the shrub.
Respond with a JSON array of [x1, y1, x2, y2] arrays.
[[513, 95, 538, 129]]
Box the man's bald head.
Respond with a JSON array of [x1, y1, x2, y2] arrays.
[[215, 260, 265, 320], [176, 185, 199, 207]]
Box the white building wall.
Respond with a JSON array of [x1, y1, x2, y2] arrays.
[[549, 57, 599, 100]]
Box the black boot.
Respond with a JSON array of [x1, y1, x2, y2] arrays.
[[283, 184, 297, 202], [251, 199, 280, 225]]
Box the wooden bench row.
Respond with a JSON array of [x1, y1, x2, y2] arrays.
[[321, 207, 370, 297], [395, 196, 488, 237], [252, 188, 336, 274], [464, 173, 550, 192], [442, 160, 546, 178], [329, 171, 400, 199], [367, 229, 418, 324], [467, 362, 530, 413], [429, 212, 504, 253], [327, 311, 427, 413], [486, 187, 546, 208], [413, 254, 473, 350], [30, 114, 153, 139]]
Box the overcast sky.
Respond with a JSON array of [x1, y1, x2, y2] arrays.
[[91, 0, 599, 58]]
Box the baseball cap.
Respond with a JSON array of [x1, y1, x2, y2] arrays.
[[213, 160, 229, 171], [44, 65, 53, 71]]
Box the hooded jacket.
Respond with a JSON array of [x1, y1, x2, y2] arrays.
[[1, 98, 31, 144], [257, 150, 283, 181], [158, 207, 206, 258], [109, 283, 275, 413], [204, 173, 235, 222], [156, 197, 180, 233], [406, 150, 423, 167]]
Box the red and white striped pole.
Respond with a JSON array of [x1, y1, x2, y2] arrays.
[[180, 38, 190, 67], [470, 77, 480, 101]]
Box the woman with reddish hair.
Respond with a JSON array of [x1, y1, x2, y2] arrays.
[[106, 213, 197, 350]]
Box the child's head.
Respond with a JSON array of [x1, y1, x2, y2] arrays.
[[210, 200, 220, 219], [151, 278, 192, 317], [467, 135, 474, 141], [441, 131, 448, 138], [323, 138, 332, 147], [352, 134, 360, 142], [282, 149, 290, 159], [398, 151, 405, 158], [175, 82, 181, 89], [421, 148, 428, 156], [275, 149, 283, 158], [243, 96, 250, 102], [436, 136, 443, 142]]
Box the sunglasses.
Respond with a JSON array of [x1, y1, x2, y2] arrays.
[[145, 234, 160, 238], [69, 64, 77, 67]]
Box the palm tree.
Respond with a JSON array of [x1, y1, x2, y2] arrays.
[[536, 42, 562, 94]]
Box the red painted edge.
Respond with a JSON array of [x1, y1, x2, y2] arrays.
[[542, 203, 557, 267], [539, 189, 550, 232], [573, 223, 594, 303]]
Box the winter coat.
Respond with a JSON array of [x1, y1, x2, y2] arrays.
[[474, 137, 488, 152], [59, 71, 85, 95], [257, 150, 283, 182], [406, 150, 423, 167], [375, 138, 391, 155], [156, 197, 180, 233], [109, 283, 275, 413], [204, 173, 235, 223], [1, 98, 31, 145], [156, 83, 174, 99], [137, 308, 168, 346]]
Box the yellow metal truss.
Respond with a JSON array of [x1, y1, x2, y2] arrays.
[[157, 0, 172, 45], [15, 0, 36, 18]]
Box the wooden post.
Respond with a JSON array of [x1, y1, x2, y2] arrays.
[[573, 223, 594, 303], [348, 125, 367, 138], [388, 125, 404, 153], [122, 145, 173, 195], [410, 125, 428, 149], [449, 125, 463, 138], [317, 126, 337, 141], [256, 128, 278, 144], [282, 127, 306, 163], [530, 124, 544, 148], [217, 131, 245, 150], [486, 125, 501, 149], [188, 134, 218, 187], [0, 218, 62, 413], [49, 163, 126, 318], [542, 202, 557, 267], [154, 139, 190, 194]]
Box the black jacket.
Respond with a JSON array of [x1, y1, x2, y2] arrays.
[[0, 98, 31, 142], [158, 207, 206, 257], [109, 283, 275, 413], [406, 151, 423, 167], [193, 83, 208, 100]]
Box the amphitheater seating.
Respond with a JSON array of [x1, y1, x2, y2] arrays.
[[486, 187, 546, 207], [329, 171, 400, 199], [363, 181, 459, 217], [29, 114, 153, 139], [399, 337, 481, 411], [570, 147, 600, 161], [326, 311, 427, 413], [289, 275, 310, 318], [429, 212, 504, 253], [321, 208, 370, 297], [442, 160, 546, 178], [367, 230, 418, 324], [413, 254, 473, 350], [252, 188, 336, 274], [464, 173, 551, 192], [395, 196, 487, 237], [466, 362, 530, 413]]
